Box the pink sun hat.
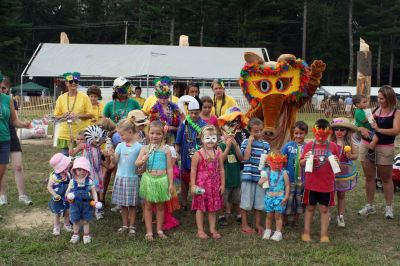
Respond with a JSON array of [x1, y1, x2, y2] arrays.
[[49, 153, 71, 174], [72, 157, 91, 173]]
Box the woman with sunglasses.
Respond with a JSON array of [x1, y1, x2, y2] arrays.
[[211, 79, 238, 118], [103, 77, 140, 124], [54, 72, 93, 155]]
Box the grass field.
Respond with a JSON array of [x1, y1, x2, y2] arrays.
[[1, 114, 400, 265]]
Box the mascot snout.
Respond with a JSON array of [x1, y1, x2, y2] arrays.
[[261, 94, 285, 138]]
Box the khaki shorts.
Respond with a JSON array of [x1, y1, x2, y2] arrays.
[[359, 141, 395, 165]]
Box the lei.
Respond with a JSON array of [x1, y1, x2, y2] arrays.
[[185, 115, 202, 134], [149, 102, 180, 126]]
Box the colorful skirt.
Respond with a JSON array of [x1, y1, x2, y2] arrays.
[[111, 175, 139, 206], [139, 172, 170, 203]]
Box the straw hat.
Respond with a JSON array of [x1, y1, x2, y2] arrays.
[[127, 110, 149, 126], [331, 117, 358, 132]]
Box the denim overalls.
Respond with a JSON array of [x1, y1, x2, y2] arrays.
[[48, 173, 70, 214], [69, 177, 94, 223]]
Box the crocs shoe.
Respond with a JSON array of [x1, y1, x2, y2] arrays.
[[0, 195, 8, 206], [19, 195, 33, 205], [270, 231, 283, 242], [70, 234, 80, 244], [83, 235, 92, 244], [262, 229, 272, 240]]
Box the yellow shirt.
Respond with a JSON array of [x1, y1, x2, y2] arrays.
[[211, 94, 238, 117], [142, 95, 179, 114], [132, 96, 146, 108], [89, 101, 104, 125], [54, 92, 92, 140]]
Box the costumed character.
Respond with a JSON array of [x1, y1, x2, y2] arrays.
[[148, 76, 181, 145], [239, 53, 326, 149]]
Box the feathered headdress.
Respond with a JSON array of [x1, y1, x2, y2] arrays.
[[266, 152, 288, 165], [154, 76, 172, 98]]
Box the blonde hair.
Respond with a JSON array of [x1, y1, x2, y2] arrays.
[[117, 117, 137, 133], [200, 125, 218, 142], [148, 120, 165, 134]]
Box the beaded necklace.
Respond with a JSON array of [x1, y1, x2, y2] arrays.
[[67, 92, 77, 113], [113, 99, 128, 123]]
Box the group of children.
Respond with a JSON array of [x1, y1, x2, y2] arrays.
[[47, 92, 365, 244]]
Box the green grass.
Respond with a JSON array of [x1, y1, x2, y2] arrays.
[[1, 141, 400, 265]]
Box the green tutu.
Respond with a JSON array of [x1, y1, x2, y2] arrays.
[[139, 172, 170, 203]]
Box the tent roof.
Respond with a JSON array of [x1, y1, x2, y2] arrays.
[[11, 81, 49, 92], [24, 43, 268, 79]]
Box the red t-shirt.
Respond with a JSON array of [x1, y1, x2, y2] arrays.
[[301, 141, 339, 192]]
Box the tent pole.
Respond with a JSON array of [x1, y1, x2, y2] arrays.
[[146, 74, 149, 97]]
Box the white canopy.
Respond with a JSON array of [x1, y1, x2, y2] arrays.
[[24, 43, 268, 79]]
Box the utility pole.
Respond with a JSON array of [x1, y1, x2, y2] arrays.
[[124, 21, 128, 44]]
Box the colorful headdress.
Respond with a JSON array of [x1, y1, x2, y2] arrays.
[[113, 77, 132, 95], [84, 125, 106, 146], [154, 76, 172, 99], [217, 106, 248, 129], [63, 72, 80, 81], [178, 95, 200, 115], [312, 125, 332, 142], [266, 152, 288, 165]]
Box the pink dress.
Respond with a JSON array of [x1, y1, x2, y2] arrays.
[[191, 150, 223, 212], [202, 115, 218, 126]]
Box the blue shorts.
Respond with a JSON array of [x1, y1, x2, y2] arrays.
[[0, 141, 10, 164], [240, 181, 265, 211], [69, 201, 93, 223], [264, 194, 286, 214]]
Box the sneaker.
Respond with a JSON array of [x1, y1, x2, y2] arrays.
[[52, 226, 61, 236], [270, 231, 283, 242], [19, 195, 33, 205], [337, 215, 345, 227], [64, 224, 73, 232], [110, 205, 121, 213], [218, 215, 228, 226], [95, 209, 104, 220], [83, 235, 92, 244], [358, 204, 376, 216], [0, 195, 8, 206], [70, 234, 80, 244], [262, 229, 272, 240], [385, 206, 394, 219]]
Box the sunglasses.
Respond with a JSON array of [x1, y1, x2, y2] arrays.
[[334, 128, 347, 132], [68, 80, 79, 84]]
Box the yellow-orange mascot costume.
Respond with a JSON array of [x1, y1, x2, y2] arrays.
[[239, 53, 326, 149]]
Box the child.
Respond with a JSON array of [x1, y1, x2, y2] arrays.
[[176, 96, 206, 210], [240, 118, 270, 235], [218, 131, 243, 225], [69, 131, 86, 157], [110, 118, 142, 234], [47, 153, 73, 235], [281, 121, 308, 225], [87, 85, 104, 125], [300, 119, 339, 243], [259, 153, 290, 241], [353, 94, 378, 160], [65, 157, 99, 244], [330, 118, 358, 227], [200, 96, 218, 126], [191, 125, 225, 239], [211, 79, 238, 117], [135, 121, 174, 241]]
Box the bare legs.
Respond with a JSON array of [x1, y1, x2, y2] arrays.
[[196, 210, 220, 239], [121, 206, 137, 228], [303, 204, 330, 240], [143, 201, 165, 237], [0, 152, 28, 197]]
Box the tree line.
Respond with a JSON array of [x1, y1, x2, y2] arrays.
[[1, 0, 399, 87]]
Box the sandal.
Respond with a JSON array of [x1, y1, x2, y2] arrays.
[[157, 230, 168, 239], [240, 227, 256, 235], [129, 226, 136, 235], [145, 233, 154, 241], [117, 226, 128, 233], [210, 231, 221, 240], [197, 232, 209, 240]]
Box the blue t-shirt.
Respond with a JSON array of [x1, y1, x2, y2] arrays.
[[240, 139, 270, 182], [175, 118, 206, 170], [281, 141, 305, 183], [115, 142, 142, 177]]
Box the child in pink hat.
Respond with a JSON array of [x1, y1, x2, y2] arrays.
[[47, 153, 73, 236], [65, 157, 99, 244]]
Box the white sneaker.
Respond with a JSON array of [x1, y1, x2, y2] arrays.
[[110, 205, 121, 213], [95, 209, 104, 220], [385, 206, 394, 219], [0, 195, 8, 206], [64, 224, 73, 232], [83, 235, 92, 244], [337, 215, 345, 227], [270, 231, 283, 241], [70, 234, 80, 244], [52, 226, 61, 236], [262, 229, 272, 240], [358, 204, 376, 216], [19, 195, 33, 205]]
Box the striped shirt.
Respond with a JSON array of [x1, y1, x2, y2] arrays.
[[240, 139, 270, 182]]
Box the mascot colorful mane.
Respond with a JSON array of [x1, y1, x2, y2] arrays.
[[239, 53, 326, 149]]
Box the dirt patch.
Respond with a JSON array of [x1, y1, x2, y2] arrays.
[[21, 137, 53, 146], [4, 208, 53, 230]]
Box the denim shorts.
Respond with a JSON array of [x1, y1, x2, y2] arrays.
[[70, 201, 93, 223], [0, 141, 10, 164], [240, 181, 265, 211]]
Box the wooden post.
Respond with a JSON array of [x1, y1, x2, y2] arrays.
[[356, 38, 371, 99]]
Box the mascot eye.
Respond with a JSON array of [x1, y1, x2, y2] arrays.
[[275, 77, 293, 92], [259, 80, 271, 93]]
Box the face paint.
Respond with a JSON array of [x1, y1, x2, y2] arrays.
[[312, 126, 332, 142], [203, 135, 218, 143]]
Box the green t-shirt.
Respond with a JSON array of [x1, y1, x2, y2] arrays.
[[354, 108, 372, 130], [0, 94, 11, 141], [219, 142, 241, 188], [103, 98, 140, 123]]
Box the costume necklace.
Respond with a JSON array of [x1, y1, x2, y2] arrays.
[[185, 115, 202, 134], [156, 102, 173, 125], [67, 92, 77, 113], [113, 99, 128, 122]]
